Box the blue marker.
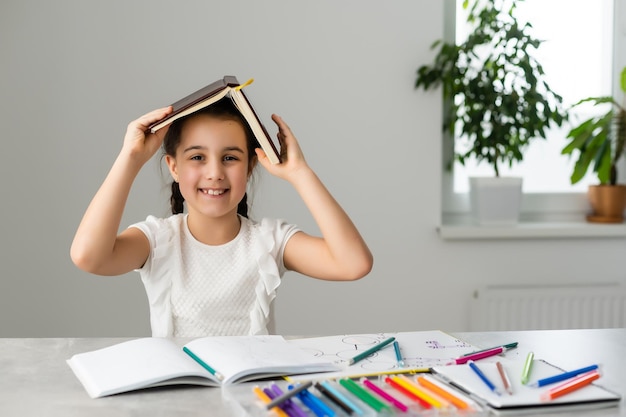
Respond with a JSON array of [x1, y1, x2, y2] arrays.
[[320, 381, 363, 415], [530, 364, 599, 387], [468, 360, 500, 395], [294, 386, 335, 417]]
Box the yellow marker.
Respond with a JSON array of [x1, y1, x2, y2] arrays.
[[391, 375, 449, 409], [252, 385, 289, 417], [234, 78, 254, 91], [417, 375, 470, 410]]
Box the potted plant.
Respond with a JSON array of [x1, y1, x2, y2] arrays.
[[561, 66, 626, 223], [415, 0, 567, 225]]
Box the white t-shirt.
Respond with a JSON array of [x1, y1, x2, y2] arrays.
[[129, 214, 300, 337]]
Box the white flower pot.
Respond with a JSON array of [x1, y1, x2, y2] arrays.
[[469, 177, 523, 226]]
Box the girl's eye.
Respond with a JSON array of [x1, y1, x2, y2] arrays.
[[223, 155, 239, 162], [190, 155, 204, 161]]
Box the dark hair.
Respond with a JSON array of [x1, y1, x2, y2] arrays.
[[162, 99, 257, 217]]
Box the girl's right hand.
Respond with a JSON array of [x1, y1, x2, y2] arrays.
[[122, 106, 173, 164]]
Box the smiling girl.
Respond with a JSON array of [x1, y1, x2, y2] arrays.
[[70, 100, 372, 337]]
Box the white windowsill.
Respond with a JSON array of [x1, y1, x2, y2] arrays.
[[439, 220, 626, 240], [441, 189, 626, 240]]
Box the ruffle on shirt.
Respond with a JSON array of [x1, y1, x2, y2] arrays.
[[140, 215, 177, 337], [248, 219, 284, 335]]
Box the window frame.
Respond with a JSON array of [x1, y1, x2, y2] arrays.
[[441, 0, 626, 226]]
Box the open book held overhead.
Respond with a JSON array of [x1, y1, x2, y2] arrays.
[[148, 76, 281, 164]]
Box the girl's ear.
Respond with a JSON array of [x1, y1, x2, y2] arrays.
[[165, 155, 179, 182]]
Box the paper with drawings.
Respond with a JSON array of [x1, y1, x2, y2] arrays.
[[287, 330, 476, 381]]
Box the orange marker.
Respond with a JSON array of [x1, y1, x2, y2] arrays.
[[541, 370, 601, 401], [417, 375, 470, 410]]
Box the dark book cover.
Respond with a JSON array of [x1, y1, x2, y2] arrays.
[[148, 76, 239, 132]]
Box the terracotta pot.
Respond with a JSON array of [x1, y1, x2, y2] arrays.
[[586, 185, 626, 223]]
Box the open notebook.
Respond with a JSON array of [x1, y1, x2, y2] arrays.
[[67, 336, 340, 398]]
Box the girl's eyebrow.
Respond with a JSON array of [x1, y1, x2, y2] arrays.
[[223, 146, 245, 154], [182, 145, 205, 154], [182, 145, 245, 154]]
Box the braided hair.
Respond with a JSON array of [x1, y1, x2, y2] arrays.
[[162, 99, 257, 217]]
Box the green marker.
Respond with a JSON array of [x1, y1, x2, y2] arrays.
[[348, 337, 396, 365], [339, 378, 390, 412], [521, 352, 534, 385]]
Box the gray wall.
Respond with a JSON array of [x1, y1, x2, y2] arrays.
[[1, 0, 624, 337]]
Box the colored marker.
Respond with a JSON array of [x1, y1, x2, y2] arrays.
[[264, 387, 299, 417], [339, 378, 390, 412], [295, 387, 335, 417], [417, 375, 471, 410], [496, 361, 513, 395], [253, 386, 289, 417], [361, 378, 409, 413], [348, 337, 396, 365], [265, 381, 313, 410], [391, 375, 448, 408], [319, 381, 363, 415], [393, 341, 405, 367], [530, 364, 599, 387], [521, 352, 534, 385], [315, 382, 355, 415], [270, 384, 308, 417], [384, 376, 433, 409], [462, 342, 518, 356], [182, 347, 224, 380], [541, 370, 601, 401], [468, 360, 500, 395], [454, 346, 506, 364]]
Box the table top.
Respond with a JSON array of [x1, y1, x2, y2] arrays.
[[1, 329, 624, 416]]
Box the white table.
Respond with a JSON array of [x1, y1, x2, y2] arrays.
[[1, 329, 624, 416]]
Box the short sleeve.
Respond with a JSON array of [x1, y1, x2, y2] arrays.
[[127, 214, 182, 337], [248, 217, 300, 335]]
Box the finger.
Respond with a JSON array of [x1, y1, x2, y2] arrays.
[[135, 106, 173, 131], [254, 148, 272, 169], [271, 114, 294, 136]]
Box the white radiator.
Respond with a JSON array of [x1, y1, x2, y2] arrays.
[[470, 283, 626, 331]]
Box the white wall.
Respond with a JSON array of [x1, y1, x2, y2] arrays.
[[0, 0, 624, 337]]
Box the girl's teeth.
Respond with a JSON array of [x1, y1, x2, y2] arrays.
[[206, 189, 224, 195]]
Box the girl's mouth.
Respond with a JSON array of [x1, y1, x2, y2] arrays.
[[200, 188, 227, 196]]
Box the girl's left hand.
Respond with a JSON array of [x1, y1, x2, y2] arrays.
[[255, 114, 310, 181]]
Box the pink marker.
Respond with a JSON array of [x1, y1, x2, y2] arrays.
[[361, 378, 409, 413], [454, 346, 504, 365]]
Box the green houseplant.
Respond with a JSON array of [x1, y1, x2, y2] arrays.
[[561, 66, 626, 223], [415, 0, 567, 225]]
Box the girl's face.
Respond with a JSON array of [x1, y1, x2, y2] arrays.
[[165, 114, 255, 220]]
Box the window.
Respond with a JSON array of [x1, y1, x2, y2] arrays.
[[443, 0, 625, 222]]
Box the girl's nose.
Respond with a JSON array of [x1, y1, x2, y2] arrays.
[[204, 161, 224, 180]]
